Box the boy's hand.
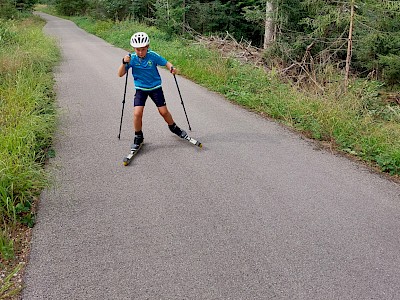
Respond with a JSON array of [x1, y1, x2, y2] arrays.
[[170, 66, 178, 75], [122, 54, 131, 64]]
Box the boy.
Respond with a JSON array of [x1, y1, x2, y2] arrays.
[[118, 32, 187, 151]]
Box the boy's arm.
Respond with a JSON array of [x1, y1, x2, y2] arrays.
[[166, 61, 177, 75]]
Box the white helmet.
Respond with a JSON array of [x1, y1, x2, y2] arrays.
[[130, 32, 150, 48]]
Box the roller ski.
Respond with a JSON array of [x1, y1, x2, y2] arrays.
[[180, 130, 202, 148], [123, 134, 143, 166], [169, 123, 202, 148]]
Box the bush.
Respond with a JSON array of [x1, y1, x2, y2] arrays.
[[56, 0, 89, 16], [0, 0, 19, 19], [379, 54, 400, 87]]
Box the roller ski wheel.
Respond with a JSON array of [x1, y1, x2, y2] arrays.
[[123, 143, 143, 166], [181, 131, 202, 148]]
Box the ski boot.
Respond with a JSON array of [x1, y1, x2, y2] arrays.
[[123, 133, 144, 166], [169, 123, 202, 148], [131, 133, 144, 151]]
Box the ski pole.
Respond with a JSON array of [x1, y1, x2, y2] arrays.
[[117, 66, 129, 140], [118, 54, 131, 139], [172, 70, 192, 131]]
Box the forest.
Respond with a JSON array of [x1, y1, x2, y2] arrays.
[[1, 0, 399, 88], [43, 0, 400, 89]]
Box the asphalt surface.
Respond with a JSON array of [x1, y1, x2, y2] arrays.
[[23, 12, 400, 299]]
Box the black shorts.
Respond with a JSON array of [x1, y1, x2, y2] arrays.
[[134, 87, 166, 107]]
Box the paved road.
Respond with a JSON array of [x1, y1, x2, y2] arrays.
[[23, 13, 400, 299]]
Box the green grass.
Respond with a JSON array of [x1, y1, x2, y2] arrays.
[[69, 16, 400, 176], [0, 15, 59, 265]]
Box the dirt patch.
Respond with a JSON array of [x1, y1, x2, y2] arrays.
[[1, 197, 38, 299], [0, 225, 32, 300]]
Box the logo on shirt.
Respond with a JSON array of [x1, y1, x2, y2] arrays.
[[136, 60, 153, 68]]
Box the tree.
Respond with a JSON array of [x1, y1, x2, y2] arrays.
[[353, 0, 400, 86], [185, 0, 231, 34], [130, 0, 154, 22], [264, 1, 274, 48], [97, 0, 131, 20], [242, 0, 275, 49]]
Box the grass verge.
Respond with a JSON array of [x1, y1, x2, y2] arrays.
[[0, 15, 60, 297]]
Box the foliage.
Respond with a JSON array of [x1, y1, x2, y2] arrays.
[[271, 0, 400, 86], [55, 0, 89, 16], [0, 0, 39, 19], [378, 54, 400, 87], [352, 2, 400, 85], [93, 0, 131, 20], [0, 0, 19, 19]]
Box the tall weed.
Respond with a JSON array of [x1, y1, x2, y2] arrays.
[[0, 16, 59, 260]]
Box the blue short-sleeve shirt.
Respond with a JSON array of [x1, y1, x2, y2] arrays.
[[127, 50, 168, 91]]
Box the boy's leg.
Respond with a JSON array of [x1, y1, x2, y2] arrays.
[[133, 89, 148, 132], [157, 105, 174, 126], [133, 106, 145, 132], [132, 89, 147, 150], [131, 106, 144, 150], [158, 106, 187, 137]]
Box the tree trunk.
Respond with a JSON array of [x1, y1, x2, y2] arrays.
[[167, 0, 170, 20], [344, 0, 355, 90], [264, 1, 274, 49], [182, 0, 186, 35]]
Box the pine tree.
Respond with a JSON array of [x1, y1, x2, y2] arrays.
[[353, 0, 400, 86]]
